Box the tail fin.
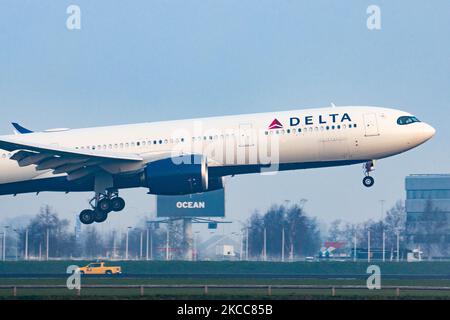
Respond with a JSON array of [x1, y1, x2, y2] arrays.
[[12, 123, 33, 134]]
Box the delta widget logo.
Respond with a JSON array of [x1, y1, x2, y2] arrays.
[[268, 118, 283, 130]]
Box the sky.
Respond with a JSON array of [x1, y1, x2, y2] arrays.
[[0, 0, 449, 238]]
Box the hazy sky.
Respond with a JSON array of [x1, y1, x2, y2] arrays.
[[0, 1, 449, 238]]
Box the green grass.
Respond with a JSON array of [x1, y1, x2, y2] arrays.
[[1, 260, 450, 276], [1, 260, 450, 299], [1, 277, 450, 300]]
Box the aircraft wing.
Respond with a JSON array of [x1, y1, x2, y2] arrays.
[[0, 137, 143, 180]]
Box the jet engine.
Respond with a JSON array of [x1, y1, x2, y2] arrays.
[[141, 154, 223, 195]]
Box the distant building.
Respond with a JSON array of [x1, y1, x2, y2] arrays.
[[197, 234, 240, 260], [405, 174, 450, 258], [319, 241, 349, 258]]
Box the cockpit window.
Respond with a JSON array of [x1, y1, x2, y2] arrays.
[[397, 116, 421, 125]]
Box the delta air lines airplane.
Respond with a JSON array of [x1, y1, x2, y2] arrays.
[[0, 105, 435, 224]]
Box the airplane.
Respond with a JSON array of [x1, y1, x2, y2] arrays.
[[0, 105, 435, 225]]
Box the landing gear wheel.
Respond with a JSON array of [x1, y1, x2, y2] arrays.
[[94, 210, 108, 223], [79, 209, 95, 225], [111, 197, 125, 212], [97, 198, 112, 213], [363, 176, 375, 188]]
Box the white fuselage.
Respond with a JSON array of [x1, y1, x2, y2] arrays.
[[0, 106, 435, 193]]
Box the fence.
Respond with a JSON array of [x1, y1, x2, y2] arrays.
[[1, 284, 450, 297]]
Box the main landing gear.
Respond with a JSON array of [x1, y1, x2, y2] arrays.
[[79, 191, 126, 225], [362, 160, 376, 188]]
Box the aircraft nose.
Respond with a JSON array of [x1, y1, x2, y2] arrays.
[[422, 123, 436, 141]]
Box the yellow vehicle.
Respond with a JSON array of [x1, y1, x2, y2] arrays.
[[79, 262, 121, 275]]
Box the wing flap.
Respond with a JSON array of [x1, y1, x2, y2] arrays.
[[67, 167, 98, 181], [36, 157, 88, 171], [10, 150, 36, 162], [53, 159, 104, 175], [18, 153, 54, 167]]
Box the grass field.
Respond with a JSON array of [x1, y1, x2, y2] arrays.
[[1, 260, 449, 299], [1, 277, 450, 299], [1, 260, 450, 275]]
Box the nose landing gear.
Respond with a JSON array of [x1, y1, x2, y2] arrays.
[[363, 175, 375, 187], [362, 160, 376, 188]]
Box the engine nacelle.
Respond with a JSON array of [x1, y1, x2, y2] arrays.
[[142, 154, 216, 195], [208, 176, 224, 191]]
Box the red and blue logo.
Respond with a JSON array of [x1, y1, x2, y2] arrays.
[[268, 118, 283, 130]]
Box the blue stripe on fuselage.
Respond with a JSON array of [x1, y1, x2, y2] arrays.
[[0, 160, 367, 196]]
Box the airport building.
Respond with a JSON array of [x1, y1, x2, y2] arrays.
[[405, 174, 450, 258]]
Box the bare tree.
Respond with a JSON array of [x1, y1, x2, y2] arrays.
[[247, 203, 321, 259], [20, 205, 74, 258], [83, 226, 104, 259]]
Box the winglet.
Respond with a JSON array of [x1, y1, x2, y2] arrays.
[[12, 123, 33, 134]]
